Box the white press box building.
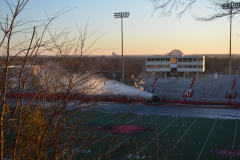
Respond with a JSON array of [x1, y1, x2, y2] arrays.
[[146, 50, 205, 79]]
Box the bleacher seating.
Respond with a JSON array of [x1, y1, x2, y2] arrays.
[[191, 75, 235, 99], [151, 78, 193, 97], [144, 78, 155, 90], [145, 75, 239, 100], [233, 76, 240, 100]]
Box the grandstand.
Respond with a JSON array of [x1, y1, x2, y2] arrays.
[[144, 49, 240, 105], [234, 77, 240, 100], [152, 78, 193, 97], [191, 75, 235, 99], [145, 75, 240, 104]]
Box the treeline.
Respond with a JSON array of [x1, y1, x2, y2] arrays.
[[205, 56, 240, 74], [3, 55, 240, 84], [32, 55, 146, 85]]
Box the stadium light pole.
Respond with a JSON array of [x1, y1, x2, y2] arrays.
[[114, 12, 130, 84], [222, 2, 240, 75]]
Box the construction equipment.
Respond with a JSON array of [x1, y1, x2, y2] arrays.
[[145, 94, 163, 105]]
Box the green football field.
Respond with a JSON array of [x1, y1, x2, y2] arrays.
[[4, 110, 240, 160]]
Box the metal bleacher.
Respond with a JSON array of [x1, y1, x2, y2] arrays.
[[191, 75, 235, 99], [145, 75, 240, 102], [151, 78, 193, 97], [233, 76, 240, 100]]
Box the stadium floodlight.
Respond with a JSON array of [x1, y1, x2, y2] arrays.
[[114, 12, 130, 18], [222, 2, 240, 75], [114, 12, 130, 84]]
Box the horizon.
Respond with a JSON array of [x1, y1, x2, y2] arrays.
[[12, 53, 240, 57]]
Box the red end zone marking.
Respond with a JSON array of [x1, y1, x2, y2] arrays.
[[212, 149, 240, 157], [89, 125, 149, 135], [66, 114, 143, 159]]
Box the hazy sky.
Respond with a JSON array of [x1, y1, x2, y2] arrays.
[[1, 0, 240, 55]]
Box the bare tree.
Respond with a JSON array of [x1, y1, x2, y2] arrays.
[[151, 0, 240, 20], [0, 1, 150, 160], [0, 0, 110, 159], [151, 0, 199, 18]]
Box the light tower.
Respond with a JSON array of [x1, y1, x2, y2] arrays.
[[114, 12, 130, 83], [222, 2, 240, 75]]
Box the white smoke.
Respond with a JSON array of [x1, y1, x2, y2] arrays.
[[67, 74, 153, 100], [95, 79, 153, 100], [37, 61, 152, 100]]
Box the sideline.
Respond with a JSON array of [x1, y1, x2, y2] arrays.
[[230, 120, 238, 160], [161, 103, 240, 110], [131, 117, 179, 160]]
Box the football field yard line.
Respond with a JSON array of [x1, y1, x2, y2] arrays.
[[164, 117, 198, 160], [70, 112, 128, 140], [67, 114, 144, 159], [4, 111, 101, 138], [86, 112, 128, 125], [131, 117, 179, 160], [10, 112, 102, 156], [48, 111, 108, 139], [82, 112, 107, 123], [44, 112, 128, 155], [102, 115, 162, 158], [230, 120, 238, 160], [197, 119, 217, 160]]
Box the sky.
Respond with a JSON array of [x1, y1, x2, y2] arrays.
[[1, 0, 240, 56]]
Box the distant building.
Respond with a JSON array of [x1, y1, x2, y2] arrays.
[[112, 52, 117, 57], [146, 50, 205, 79]]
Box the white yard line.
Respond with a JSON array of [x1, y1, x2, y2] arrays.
[[131, 117, 179, 160], [103, 115, 162, 157], [147, 115, 162, 125], [85, 112, 108, 123], [230, 120, 238, 160], [44, 112, 127, 155], [74, 112, 128, 139], [99, 113, 128, 125], [164, 117, 198, 160], [4, 111, 105, 138], [197, 119, 217, 160], [9, 112, 110, 156], [66, 115, 144, 159]]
